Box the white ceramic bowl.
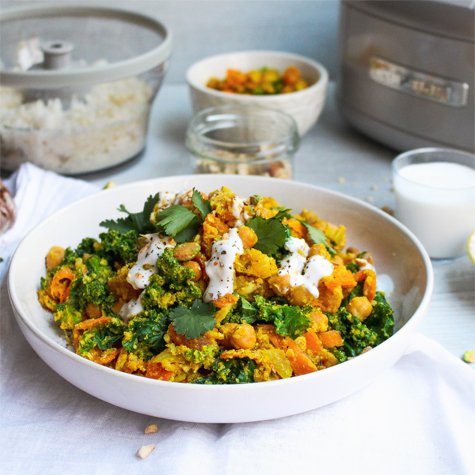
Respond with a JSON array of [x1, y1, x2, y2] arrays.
[[186, 51, 329, 136], [8, 175, 433, 423]]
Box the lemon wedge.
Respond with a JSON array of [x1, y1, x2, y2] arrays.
[[468, 231, 475, 265]]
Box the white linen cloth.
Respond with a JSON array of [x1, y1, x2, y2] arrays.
[[1, 164, 474, 475]]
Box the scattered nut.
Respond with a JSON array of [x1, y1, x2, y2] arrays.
[[137, 444, 155, 459], [371, 185, 378, 191], [381, 206, 394, 216], [365, 196, 374, 203], [338, 177, 346, 183], [145, 424, 158, 434]]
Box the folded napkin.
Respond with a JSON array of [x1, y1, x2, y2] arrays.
[[0, 163, 98, 284], [1, 165, 474, 475]]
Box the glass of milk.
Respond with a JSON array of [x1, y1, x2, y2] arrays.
[[392, 148, 475, 259]]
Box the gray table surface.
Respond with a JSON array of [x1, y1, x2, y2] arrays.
[[86, 82, 475, 366]]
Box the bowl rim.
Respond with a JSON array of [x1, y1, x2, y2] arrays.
[[8, 174, 434, 394], [186, 50, 329, 102]]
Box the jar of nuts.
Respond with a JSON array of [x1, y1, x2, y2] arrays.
[[185, 105, 299, 179]]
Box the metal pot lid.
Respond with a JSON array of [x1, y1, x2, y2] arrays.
[[0, 5, 173, 89], [343, 0, 474, 44]]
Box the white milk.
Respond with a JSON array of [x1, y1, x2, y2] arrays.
[[393, 162, 475, 259]]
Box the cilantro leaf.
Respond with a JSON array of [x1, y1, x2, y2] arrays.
[[100, 193, 159, 234], [169, 300, 216, 339], [301, 221, 336, 256], [154, 205, 201, 243], [272, 207, 293, 221], [247, 216, 288, 257], [192, 189, 212, 220]]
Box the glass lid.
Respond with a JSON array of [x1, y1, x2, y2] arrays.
[[0, 5, 172, 88]]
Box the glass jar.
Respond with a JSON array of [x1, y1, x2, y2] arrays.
[[185, 105, 299, 179], [0, 5, 172, 175]]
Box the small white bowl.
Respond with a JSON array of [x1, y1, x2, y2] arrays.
[[186, 51, 329, 136], [8, 175, 433, 423]]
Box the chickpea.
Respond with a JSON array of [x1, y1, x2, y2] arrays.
[[238, 226, 258, 249], [45, 246, 65, 271], [308, 244, 331, 260], [346, 296, 373, 321], [220, 323, 238, 349], [230, 324, 256, 350], [268, 274, 291, 296], [331, 256, 345, 266], [288, 285, 314, 307], [183, 261, 202, 281]]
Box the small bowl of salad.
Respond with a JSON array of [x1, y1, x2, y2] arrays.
[[186, 51, 329, 136]]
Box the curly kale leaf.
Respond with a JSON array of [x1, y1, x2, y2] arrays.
[[68, 275, 115, 312], [76, 237, 99, 257], [222, 296, 311, 339], [100, 193, 159, 234], [273, 306, 312, 340], [327, 308, 378, 358], [193, 357, 257, 384], [364, 292, 394, 344], [341, 281, 364, 308], [222, 296, 257, 325], [140, 248, 202, 312], [85, 255, 114, 283], [253, 296, 311, 339], [53, 303, 83, 331], [77, 317, 125, 354], [99, 229, 139, 265], [122, 311, 169, 359]]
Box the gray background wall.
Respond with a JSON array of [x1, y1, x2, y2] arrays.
[[0, 0, 341, 83]]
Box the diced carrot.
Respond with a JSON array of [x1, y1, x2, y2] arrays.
[[238, 226, 258, 249], [268, 331, 317, 376], [304, 330, 324, 354], [318, 330, 344, 348], [168, 325, 217, 351], [324, 266, 357, 291], [146, 361, 174, 381], [213, 293, 239, 309], [91, 347, 121, 365], [50, 267, 75, 304], [282, 218, 307, 239], [308, 309, 328, 332], [354, 269, 377, 301], [201, 214, 229, 258]]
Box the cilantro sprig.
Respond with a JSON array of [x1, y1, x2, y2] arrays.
[[191, 189, 212, 220], [169, 300, 216, 340], [301, 221, 336, 256], [155, 205, 201, 243], [100, 193, 159, 234], [154, 189, 211, 243], [247, 216, 288, 258]]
